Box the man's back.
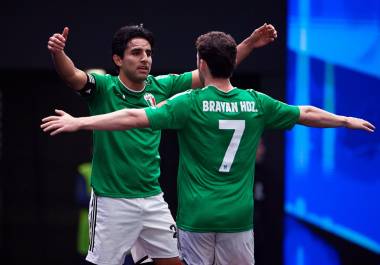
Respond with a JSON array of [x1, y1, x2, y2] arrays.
[[146, 86, 300, 232]]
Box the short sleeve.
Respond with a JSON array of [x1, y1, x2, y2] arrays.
[[155, 72, 192, 98], [80, 73, 109, 101], [258, 92, 300, 130], [145, 91, 193, 130]]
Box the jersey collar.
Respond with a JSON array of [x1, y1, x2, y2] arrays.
[[117, 76, 147, 95], [207, 85, 239, 96]]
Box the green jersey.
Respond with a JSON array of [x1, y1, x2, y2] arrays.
[[145, 86, 300, 232], [85, 72, 192, 198]]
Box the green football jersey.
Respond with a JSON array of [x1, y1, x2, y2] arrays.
[[145, 86, 300, 232], [85, 72, 192, 198]]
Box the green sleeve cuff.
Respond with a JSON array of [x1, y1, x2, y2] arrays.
[[144, 107, 158, 130]]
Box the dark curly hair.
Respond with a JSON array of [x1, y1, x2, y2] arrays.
[[195, 31, 237, 78], [112, 24, 154, 58]]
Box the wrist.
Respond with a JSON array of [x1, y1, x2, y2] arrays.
[[244, 35, 258, 49], [51, 50, 66, 57], [340, 116, 349, 127], [77, 117, 87, 130]]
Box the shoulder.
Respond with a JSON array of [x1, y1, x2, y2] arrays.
[[231, 88, 262, 100], [168, 89, 194, 101], [90, 73, 118, 85], [148, 74, 175, 83], [146, 74, 169, 89], [148, 72, 192, 84], [245, 88, 260, 97], [244, 89, 273, 102]]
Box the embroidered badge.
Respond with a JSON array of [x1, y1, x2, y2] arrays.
[[144, 93, 156, 107]]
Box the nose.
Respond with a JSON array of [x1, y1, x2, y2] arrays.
[[141, 52, 148, 62]]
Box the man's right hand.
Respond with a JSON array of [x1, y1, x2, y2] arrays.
[[47, 27, 69, 54], [47, 27, 88, 90]]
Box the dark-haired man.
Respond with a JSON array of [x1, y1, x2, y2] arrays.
[[43, 31, 374, 265], [47, 24, 277, 265]]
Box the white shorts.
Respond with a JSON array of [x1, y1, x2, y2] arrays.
[[178, 229, 255, 265], [86, 191, 178, 265]]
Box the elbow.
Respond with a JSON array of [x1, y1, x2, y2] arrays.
[[66, 71, 87, 91], [300, 105, 315, 114], [298, 105, 318, 126], [120, 109, 149, 130]]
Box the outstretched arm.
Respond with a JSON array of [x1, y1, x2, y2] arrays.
[[48, 27, 87, 90], [298, 106, 375, 132], [191, 23, 277, 88], [41, 109, 149, 136]]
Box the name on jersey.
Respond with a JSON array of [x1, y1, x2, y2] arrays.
[[202, 101, 258, 113]]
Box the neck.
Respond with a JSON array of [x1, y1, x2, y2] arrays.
[[118, 73, 146, 92], [204, 77, 233, 92]]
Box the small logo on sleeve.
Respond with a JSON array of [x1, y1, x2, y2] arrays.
[[88, 74, 95, 84]]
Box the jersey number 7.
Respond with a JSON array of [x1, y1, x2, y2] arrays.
[[219, 120, 246, 173]]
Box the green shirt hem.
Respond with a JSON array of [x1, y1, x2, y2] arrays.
[[92, 188, 162, 199], [177, 223, 254, 233]]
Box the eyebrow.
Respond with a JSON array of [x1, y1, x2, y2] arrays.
[[130, 47, 152, 53]]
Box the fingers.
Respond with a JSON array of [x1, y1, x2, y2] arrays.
[[350, 118, 376, 132], [355, 118, 375, 132], [41, 114, 64, 130], [363, 121, 376, 132], [47, 27, 68, 53], [41, 122, 62, 133], [41, 120, 55, 129], [257, 23, 267, 31], [368, 121, 376, 130], [51, 127, 64, 136], [41, 119, 66, 136], [265, 24, 277, 38], [48, 35, 65, 47], [47, 37, 65, 53], [55, 109, 66, 116], [42, 122, 67, 136], [41, 115, 59, 123], [256, 23, 277, 39], [62, 27, 69, 40], [265, 23, 275, 30], [363, 125, 374, 133], [41, 108, 73, 136]]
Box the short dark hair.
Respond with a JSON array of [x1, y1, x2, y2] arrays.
[[112, 24, 154, 58], [195, 31, 237, 78]]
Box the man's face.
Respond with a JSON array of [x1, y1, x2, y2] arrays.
[[119, 37, 152, 83]]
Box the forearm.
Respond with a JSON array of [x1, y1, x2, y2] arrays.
[[78, 109, 149, 131], [52, 52, 86, 90], [236, 23, 277, 65], [298, 106, 348, 128], [236, 36, 256, 65]]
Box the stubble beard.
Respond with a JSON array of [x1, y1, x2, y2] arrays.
[[123, 68, 149, 84]]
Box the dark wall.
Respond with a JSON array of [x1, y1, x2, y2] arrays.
[[1, 0, 286, 74], [1, 71, 92, 264]]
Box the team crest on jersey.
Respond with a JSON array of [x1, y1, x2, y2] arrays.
[[144, 93, 156, 107]]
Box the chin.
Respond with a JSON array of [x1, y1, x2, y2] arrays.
[[138, 71, 149, 77], [140, 74, 149, 80], [136, 75, 148, 83]]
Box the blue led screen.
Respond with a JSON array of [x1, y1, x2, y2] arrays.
[[285, 0, 380, 254]]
